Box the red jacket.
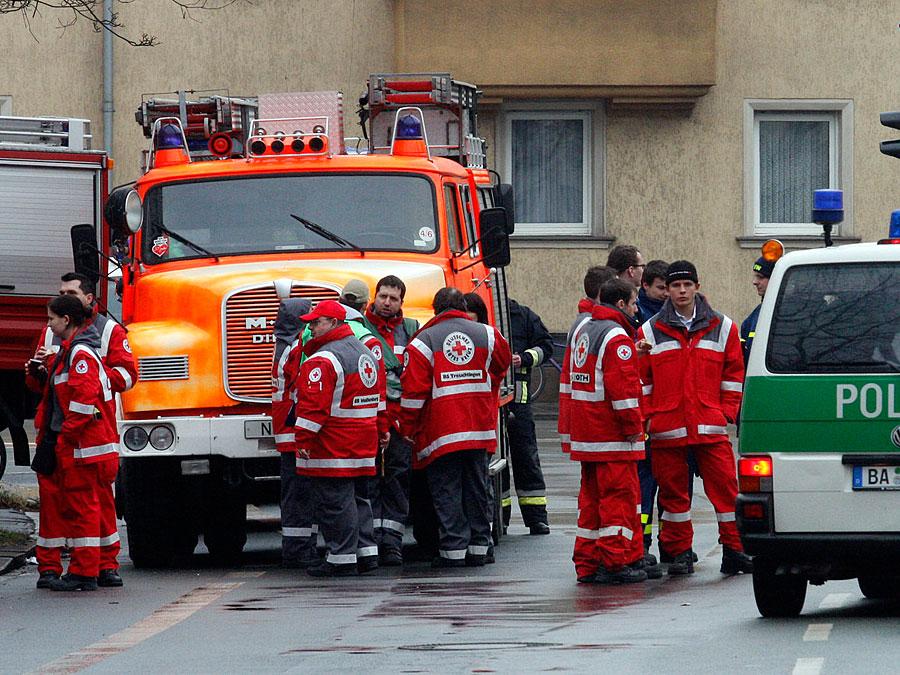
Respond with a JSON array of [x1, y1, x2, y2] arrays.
[[35, 326, 119, 470], [399, 310, 511, 469], [636, 295, 744, 448], [293, 323, 381, 478], [558, 298, 596, 454], [566, 304, 644, 462]]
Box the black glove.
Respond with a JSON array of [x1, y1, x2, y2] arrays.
[[31, 431, 58, 476]]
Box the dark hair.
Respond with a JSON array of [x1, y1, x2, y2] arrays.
[[48, 294, 89, 326], [462, 292, 489, 324], [600, 278, 636, 307], [433, 287, 466, 314], [60, 272, 96, 298], [583, 265, 616, 300], [376, 275, 407, 300], [642, 259, 669, 287], [606, 245, 641, 274]]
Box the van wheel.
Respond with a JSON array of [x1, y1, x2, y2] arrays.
[[752, 557, 807, 617], [858, 575, 900, 599]]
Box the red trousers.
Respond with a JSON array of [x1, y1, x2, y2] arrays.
[[58, 459, 120, 577], [651, 440, 742, 556], [574, 461, 643, 577], [36, 473, 66, 575]]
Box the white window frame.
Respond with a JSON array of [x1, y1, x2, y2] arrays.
[[744, 99, 853, 238], [503, 108, 593, 237], [0, 96, 11, 116]]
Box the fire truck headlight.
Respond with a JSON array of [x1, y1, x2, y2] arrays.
[[123, 426, 149, 451], [148, 425, 175, 451], [291, 136, 305, 152], [250, 138, 266, 155], [124, 189, 143, 233], [308, 136, 325, 152]]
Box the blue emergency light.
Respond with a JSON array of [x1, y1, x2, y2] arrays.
[[890, 210, 900, 238], [812, 189, 844, 224], [396, 114, 424, 140], [156, 123, 185, 150]]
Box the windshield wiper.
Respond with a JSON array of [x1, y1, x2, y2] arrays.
[[158, 225, 220, 262], [290, 214, 363, 254], [807, 359, 900, 372]]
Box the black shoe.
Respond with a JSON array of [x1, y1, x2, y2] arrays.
[[282, 555, 319, 569], [485, 546, 495, 564], [465, 554, 486, 567], [528, 522, 551, 535], [594, 564, 648, 584], [660, 548, 699, 564], [49, 573, 98, 592], [357, 555, 379, 574], [633, 558, 663, 580], [98, 569, 124, 587], [643, 552, 658, 567], [720, 547, 753, 575], [577, 574, 597, 584], [667, 550, 695, 576], [36, 571, 60, 590], [431, 556, 467, 568], [379, 548, 403, 567], [307, 561, 357, 577]]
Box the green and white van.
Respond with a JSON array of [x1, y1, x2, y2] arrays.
[[737, 236, 900, 617]]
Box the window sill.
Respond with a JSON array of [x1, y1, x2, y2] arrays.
[[510, 234, 615, 249], [736, 234, 861, 250]]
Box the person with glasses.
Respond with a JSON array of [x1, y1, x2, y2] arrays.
[[607, 245, 647, 322]]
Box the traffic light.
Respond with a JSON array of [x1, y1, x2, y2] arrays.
[[879, 111, 900, 158]]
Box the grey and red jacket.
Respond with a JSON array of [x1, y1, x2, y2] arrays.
[[558, 298, 597, 453], [399, 310, 511, 469], [564, 303, 644, 463], [293, 323, 382, 478], [35, 324, 118, 470], [270, 298, 311, 453], [636, 294, 744, 448]]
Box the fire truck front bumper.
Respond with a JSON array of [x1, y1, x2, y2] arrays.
[[118, 414, 279, 459]]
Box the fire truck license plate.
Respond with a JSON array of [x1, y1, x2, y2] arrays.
[[852, 465, 900, 490], [244, 419, 274, 439]]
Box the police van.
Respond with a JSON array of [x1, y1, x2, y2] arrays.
[[737, 226, 900, 617]]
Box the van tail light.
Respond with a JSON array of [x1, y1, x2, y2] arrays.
[[738, 455, 773, 493]]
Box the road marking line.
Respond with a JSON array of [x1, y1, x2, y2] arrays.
[[792, 657, 825, 675], [31, 582, 242, 674], [803, 623, 832, 641], [818, 593, 852, 609]]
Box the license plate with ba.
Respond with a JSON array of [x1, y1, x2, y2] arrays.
[[852, 465, 900, 490], [244, 419, 274, 439]]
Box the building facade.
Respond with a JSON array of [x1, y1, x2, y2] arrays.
[[2, 0, 898, 329]]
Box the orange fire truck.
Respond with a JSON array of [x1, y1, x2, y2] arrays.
[[99, 75, 516, 566], [0, 116, 111, 480]]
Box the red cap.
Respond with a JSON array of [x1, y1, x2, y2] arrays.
[[300, 300, 346, 322]]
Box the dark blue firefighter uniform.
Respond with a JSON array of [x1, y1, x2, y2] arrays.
[[505, 300, 554, 530], [740, 303, 761, 366]]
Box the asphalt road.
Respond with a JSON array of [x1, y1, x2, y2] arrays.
[[1, 420, 898, 674]]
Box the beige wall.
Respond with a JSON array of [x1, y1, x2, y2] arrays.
[[504, 1, 900, 331]]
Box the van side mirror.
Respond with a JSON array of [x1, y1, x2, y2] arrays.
[[495, 183, 516, 234], [70, 223, 101, 285], [478, 208, 511, 268]]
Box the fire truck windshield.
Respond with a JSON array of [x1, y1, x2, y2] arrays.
[[142, 173, 439, 262]]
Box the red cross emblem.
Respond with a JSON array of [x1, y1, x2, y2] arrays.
[[452, 340, 468, 357], [443, 331, 475, 365], [364, 362, 374, 378], [574, 333, 590, 368]]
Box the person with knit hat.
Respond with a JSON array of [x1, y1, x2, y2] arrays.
[[636, 260, 753, 576], [740, 255, 776, 365]]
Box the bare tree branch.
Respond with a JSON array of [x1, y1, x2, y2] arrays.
[[0, 0, 248, 47]]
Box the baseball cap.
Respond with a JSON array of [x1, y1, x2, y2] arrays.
[[340, 279, 370, 304], [665, 260, 699, 285], [300, 300, 347, 322]]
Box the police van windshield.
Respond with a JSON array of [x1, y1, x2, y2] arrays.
[[766, 262, 900, 373], [142, 173, 438, 263]]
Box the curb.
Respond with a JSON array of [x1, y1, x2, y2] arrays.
[[0, 508, 37, 575]]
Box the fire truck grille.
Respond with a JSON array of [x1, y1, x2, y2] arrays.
[[223, 284, 340, 402]]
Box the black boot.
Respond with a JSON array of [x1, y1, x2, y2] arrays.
[[633, 558, 663, 580], [667, 550, 695, 576], [49, 573, 98, 592], [36, 571, 60, 590], [379, 547, 403, 567], [720, 547, 753, 575], [357, 555, 379, 575], [594, 564, 648, 584], [528, 522, 551, 535], [307, 561, 357, 577], [98, 569, 124, 587]]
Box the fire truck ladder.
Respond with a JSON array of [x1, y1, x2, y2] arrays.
[[365, 73, 486, 168], [0, 116, 92, 150]]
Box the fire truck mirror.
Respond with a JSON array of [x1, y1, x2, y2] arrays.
[[70, 223, 101, 286], [478, 208, 511, 268], [495, 183, 516, 235]]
